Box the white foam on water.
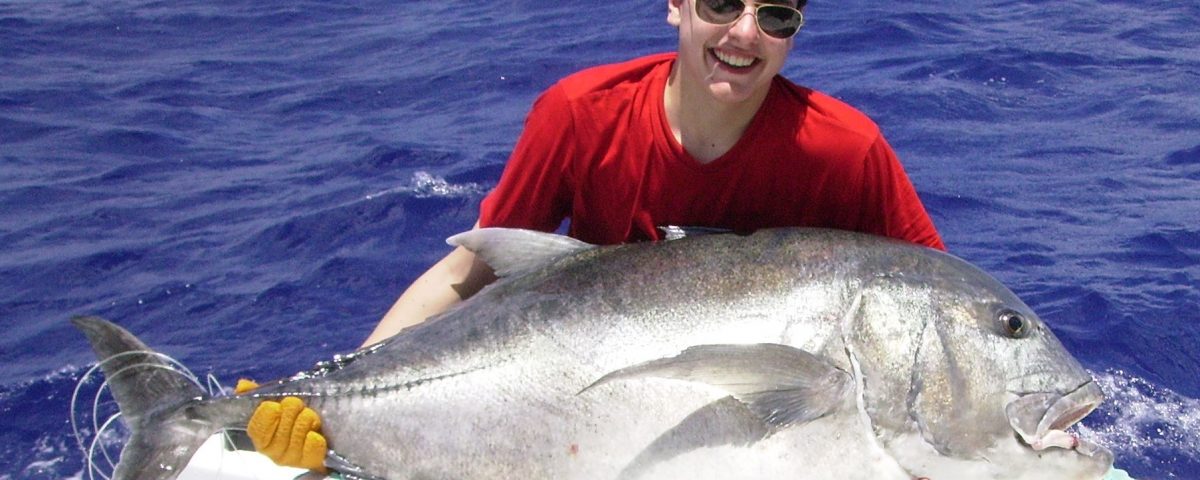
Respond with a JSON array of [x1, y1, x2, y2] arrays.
[[364, 171, 486, 201], [1077, 370, 1200, 475], [18, 434, 82, 480]]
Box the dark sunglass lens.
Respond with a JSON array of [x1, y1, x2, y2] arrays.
[[756, 6, 803, 38], [698, 0, 745, 23]]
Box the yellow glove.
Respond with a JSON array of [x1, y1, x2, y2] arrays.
[[236, 379, 329, 473]]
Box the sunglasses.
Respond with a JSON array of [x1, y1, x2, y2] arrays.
[[694, 0, 806, 39]]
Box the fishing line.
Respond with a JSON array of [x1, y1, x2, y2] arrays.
[[86, 412, 123, 480], [71, 350, 207, 480], [206, 373, 227, 396]]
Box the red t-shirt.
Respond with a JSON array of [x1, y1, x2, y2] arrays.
[[480, 53, 945, 251]]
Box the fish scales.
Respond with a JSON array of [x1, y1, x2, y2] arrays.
[[258, 230, 862, 477], [73, 228, 1113, 480]]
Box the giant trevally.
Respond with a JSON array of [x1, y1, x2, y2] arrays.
[[74, 227, 1113, 480]]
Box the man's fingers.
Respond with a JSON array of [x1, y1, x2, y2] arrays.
[[235, 379, 260, 395], [300, 431, 328, 472], [262, 397, 305, 459], [246, 400, 282, 452], [246, 396, 327, 471], [279, 406, 321, 466]]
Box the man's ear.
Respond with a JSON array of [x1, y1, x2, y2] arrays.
[[667, 0, 683, 27]]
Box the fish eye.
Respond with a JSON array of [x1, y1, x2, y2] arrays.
[[999, 310, 1029, 338]]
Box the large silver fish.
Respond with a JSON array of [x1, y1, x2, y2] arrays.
[[75, 227, 1113, 480]]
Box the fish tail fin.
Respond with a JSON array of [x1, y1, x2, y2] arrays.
[[73, 315, 219, 480]]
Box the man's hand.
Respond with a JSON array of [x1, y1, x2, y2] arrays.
[[236, 379, 329, 473]]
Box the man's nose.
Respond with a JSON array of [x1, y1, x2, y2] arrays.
[[728, 9, 760, 40]]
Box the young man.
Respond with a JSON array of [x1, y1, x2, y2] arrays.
[[361, 0, 942, 347], [244, 0, 944, 470]]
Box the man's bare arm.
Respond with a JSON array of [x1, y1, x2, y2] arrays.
[[361, 225, 496, 348]]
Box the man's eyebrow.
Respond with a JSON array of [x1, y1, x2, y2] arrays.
[[758, 0, 797, 7]]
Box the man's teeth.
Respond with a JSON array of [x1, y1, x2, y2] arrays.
[[714, 50, 755, 68]]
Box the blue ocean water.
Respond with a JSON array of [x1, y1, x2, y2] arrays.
[[1, 0, 1197, 478]]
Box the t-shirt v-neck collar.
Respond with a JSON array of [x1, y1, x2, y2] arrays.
[[649, 59, 777, 173]]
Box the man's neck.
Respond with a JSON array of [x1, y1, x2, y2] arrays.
[[663, 64, 771, 164]]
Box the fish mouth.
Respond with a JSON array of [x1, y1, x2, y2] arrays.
[[1005, 380, 1111, 459]]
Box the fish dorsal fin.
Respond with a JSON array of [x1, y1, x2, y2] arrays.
[[447, 228, 594, 278], [582, 344, 852, 429], [656, 225, 733, 241]]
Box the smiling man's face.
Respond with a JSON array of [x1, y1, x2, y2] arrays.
[[667, 0, 797, 104]]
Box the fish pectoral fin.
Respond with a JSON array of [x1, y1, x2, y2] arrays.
[[583, 343, 852, 428]]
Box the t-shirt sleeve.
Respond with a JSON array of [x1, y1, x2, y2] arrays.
[[858, 135, 946, 251], [478, 85, 576, 232]]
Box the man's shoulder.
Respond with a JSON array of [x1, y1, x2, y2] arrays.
[[772, 78, 881, 141], [553, 53, 674, 100]]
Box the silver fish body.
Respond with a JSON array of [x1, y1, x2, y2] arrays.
[[75, 228, 1112, 480]]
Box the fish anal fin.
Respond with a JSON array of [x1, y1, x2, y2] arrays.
[[584, 344, 852, 429]]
